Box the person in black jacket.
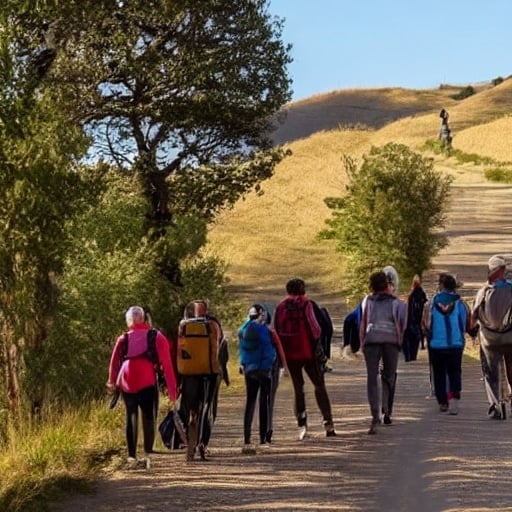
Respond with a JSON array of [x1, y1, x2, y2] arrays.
[[311, 301, 334, 372]]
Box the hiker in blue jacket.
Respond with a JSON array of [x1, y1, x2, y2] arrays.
[[238, 304, 277, 453], [422, 273, 470, 416]]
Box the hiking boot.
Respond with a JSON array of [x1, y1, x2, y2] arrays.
[[439, 403, 449, 413], [323, 420, 336, 437], [242, 444, 257, 455], [298, 426, 308, 440], [367, 419, 380, 435], [198, 443, 207, 461], [126, 457, 138, 470], [488, 404, 502, 420], [448, 398, 459, 416], [383, 414, 392, 425]]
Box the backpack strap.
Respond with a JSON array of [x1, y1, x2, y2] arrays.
[[146, 328, 159, 365]]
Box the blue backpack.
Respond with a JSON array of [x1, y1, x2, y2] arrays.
[[343, 303, 362, 352], [239, 320, 276, 372]]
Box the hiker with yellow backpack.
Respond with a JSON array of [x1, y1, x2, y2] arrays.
[[176, 299, 229, 461]]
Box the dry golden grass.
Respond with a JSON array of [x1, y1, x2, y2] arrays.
[[207, 80, 512, 304]]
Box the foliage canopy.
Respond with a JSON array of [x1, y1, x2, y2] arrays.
[[320, 143, 453, 299]]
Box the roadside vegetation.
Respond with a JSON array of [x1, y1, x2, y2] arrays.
[[2, 2, 512, 510]]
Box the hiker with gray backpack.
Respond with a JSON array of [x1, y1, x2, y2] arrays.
[[360, 270, 407, 435], [472, 255, 512, 420]]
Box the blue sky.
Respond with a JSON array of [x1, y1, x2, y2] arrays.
[[269, 1, 511, 101]]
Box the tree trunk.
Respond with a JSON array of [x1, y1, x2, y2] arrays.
[[6, 341, 21, 417]]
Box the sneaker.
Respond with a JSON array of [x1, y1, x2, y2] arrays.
[[439, 403, 449, 413], [298, 426, 308, 440], [126, 456, 138, 470], [242, 444, 257, 455], [326, 429, 337, 437], [448, 398, 459, 415], [323, 365, 333, 373], [383, 414, 392, 425], [265, 430, 273, 443]]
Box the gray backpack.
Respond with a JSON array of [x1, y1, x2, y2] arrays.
[[364, 294, 399, 344], [478, 283, 512, 333]]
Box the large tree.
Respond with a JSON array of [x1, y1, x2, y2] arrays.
[[0, 0, 292, 419], [0, 10, 95, 418], [48, 0, 292, 284], [321, 143, 453, 300]]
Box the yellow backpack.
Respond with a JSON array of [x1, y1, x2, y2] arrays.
[[177, 317, 220, 375]]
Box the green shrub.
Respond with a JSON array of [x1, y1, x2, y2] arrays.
[[451, 85, 475, 100], [485, 167, 512, 183]]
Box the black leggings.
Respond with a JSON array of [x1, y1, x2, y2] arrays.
[[122, 385, 158, 458], [243, 371, 272, 444]]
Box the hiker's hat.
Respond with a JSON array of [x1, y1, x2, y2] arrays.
[[488, 255, 507, 273]]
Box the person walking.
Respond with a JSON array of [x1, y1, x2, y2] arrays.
[[107, 306, 178, 469], [472, 255, 512, 419], [360, 271, 407, 434], [177, 299, 229, 461], [274, 278, 336, 439], [422, 273, 471, 415], [402, 275, 428, 361], [238, 304, 277, 453], [262, 305, 287, 445]]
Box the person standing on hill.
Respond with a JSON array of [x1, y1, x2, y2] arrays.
[[107, 306, 178, 469], [274, 278, 336, 440], [439, 108, 452, 149], [360, 271, 407, 434]]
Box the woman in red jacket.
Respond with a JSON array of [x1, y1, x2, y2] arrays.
[[107, 306, 178, 469]]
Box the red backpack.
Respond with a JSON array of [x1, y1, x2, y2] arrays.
[[275, 298, 313, 362]]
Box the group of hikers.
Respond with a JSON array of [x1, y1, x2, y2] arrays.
[[106, 253, 512, 466]]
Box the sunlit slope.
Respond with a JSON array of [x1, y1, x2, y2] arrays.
[[273, 86, 460, 144], [207, 81, 512, 300], [207, 130, 372, 298]]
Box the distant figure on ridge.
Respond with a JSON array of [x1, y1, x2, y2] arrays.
[[439, 108, 452, 149]]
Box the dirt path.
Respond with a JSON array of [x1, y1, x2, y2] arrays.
[[52, 350, 512, 512], [52, 182, 512, 512]]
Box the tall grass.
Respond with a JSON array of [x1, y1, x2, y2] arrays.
[[0, 401, 124, 512], [6, 80, 512, 510], [0, 345, 245, 512]]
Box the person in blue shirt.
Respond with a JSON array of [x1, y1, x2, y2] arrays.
[[422, 273, 471, 415], [238, 304, 276, 453]]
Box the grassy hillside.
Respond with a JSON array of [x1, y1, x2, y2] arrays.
[[207, 80, 512, 308]]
